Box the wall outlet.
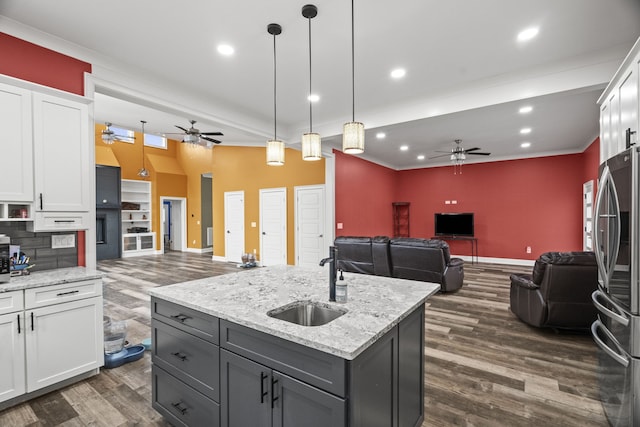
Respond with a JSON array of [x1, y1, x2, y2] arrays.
[[451, 200, 458, 204], [445, 200, 451, 204], [526, 246, 532, 254], [51, 234, 75, 249], [337, 223, 343, 229], [251, 222, 257, 228]]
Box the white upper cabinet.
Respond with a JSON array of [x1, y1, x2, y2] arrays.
[[32, 93, 90, 213], [599, 38, 640, 162], [0, 82, 33, 202]]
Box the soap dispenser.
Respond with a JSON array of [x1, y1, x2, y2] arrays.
[[335, 269, 347, 303]]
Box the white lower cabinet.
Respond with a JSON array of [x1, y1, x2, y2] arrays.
[[0, 310, 26, 402], [0, 280, 103, 407]]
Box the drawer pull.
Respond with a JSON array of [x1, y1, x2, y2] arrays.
[[171, 351, 188, 362], [171, 401, 188, 415], [54, 220, 76, 223], [170, 313, 191, 323], [56, 290, 80, 297], [17, 314, 21, 334]]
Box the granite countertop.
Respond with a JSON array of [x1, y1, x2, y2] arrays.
[[0, 267, 104, 293], [150, 265, 440, 360]]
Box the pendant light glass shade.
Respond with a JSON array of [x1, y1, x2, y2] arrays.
[[302, 132, 322, 161], [342, 121, 364, 154], [266, 139, 285, 166]]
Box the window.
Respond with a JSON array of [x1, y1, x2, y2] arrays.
[[144, 133, 167, 149], [112, 126, 135, 143]]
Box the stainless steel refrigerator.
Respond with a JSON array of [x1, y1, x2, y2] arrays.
[[592, 146, 640, 427]]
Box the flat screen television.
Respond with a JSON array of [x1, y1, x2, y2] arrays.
[[434, 212, 474, 237]]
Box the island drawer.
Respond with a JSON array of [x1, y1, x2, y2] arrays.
[[220, 320, 346, 397], [153, 366, 219, 427], [152, 318, 220, 402], [25, 279, 101, 309], [152, 297, 219, 344]]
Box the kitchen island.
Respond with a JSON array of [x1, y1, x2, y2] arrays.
[[149, 265, 439, 427]]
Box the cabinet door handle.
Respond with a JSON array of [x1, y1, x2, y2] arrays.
[[17, 314, 21, 334], [39, 193, 43, 210], [271, 376, 279, 408], [170, 313, 191, 323], [260, 372, 268, 403], [171, 351, 187, 362], [54, 220, 75, 223], [56, 290, 80, 297], [171, 401, 188, 415], [31, 312, 34, 331]]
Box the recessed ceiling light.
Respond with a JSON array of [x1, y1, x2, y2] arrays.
[[417, 155, 425, 160], [400, 145, 409, 151], [308, 94, 320, 102], [517, 27, 539, 42], [217, 44, 234, 56], [519, 106, 533, 114], [521, 142, 531, 148], [520, 127, 532, 134], [390, 68, 406, 79], [376, 132, 386, 139]]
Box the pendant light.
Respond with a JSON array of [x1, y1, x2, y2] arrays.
[[266, 23, 285, 166], [301, 4, 322, 161], [342, 0, 364, 154], [138, 120, 149, 178]]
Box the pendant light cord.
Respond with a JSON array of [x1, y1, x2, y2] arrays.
[[273, 32, 277, 140], [141, 120, 146, 169], [351, 0, 355, 122], [308, 15, 313, 133]]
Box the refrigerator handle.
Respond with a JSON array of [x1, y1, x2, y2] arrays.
[[593, 166, 609, 287], [592, 289, 630, 326], [591, 320, 629, 368]]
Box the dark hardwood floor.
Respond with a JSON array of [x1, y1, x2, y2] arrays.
[[0, 253, 607, 426]]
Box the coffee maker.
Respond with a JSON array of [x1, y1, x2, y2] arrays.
[[0, 235, 10, 283]]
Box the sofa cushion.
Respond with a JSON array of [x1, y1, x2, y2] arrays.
[[531, 251, 596, 284], [335, 236, 375, 275], [390, 238, 451, 264]]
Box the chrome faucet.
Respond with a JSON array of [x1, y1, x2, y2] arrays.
[[319, 246, 338, 302]]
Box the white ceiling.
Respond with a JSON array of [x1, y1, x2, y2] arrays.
[[1, 0, 639, 169]]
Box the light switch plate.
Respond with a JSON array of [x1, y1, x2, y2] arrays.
[[52, 234, 75, 249]]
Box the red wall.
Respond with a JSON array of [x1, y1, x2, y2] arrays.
[[335, 140, 600, 261], [334, 150, 398, 237], [0, 33, 91, 95]]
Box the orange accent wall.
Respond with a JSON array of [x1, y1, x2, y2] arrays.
[[0, 33, 91, 95], [334, 150, 398, 237], [211, 146, 325, 264], [335, 138, 600, 261]]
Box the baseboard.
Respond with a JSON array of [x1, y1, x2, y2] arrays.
[[453, 254, 535, 266], [211, 255, 227, 262], [184, 247, 213, 254]]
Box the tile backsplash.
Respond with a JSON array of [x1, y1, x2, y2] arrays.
[[0, 222, 78, 271]]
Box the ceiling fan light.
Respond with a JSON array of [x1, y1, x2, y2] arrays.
[[137, 168, 149, 178], [266, 139, 285, 166], [101, 130, 115, 144], [342, 121, 364, 154], [183, 134, 199, 144], [302, 133, 322, 161]]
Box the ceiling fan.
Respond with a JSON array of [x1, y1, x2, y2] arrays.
[[430, 139, 491, 174], [165, 120, 224, 147], [101, 122, 135, 144]]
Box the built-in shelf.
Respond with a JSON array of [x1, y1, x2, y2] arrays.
[[0, 202, 33, 222], [121, 179, 155, 257]]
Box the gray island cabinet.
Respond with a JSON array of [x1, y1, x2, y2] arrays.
[[149, 265, 440, 427]]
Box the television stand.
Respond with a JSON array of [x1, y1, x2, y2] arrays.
[[432, 235, 478, 264]]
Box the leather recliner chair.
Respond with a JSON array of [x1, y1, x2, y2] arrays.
[[509, 251, 598, 329]]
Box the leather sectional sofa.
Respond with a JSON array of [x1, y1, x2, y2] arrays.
[[334, 236, 464, 292]]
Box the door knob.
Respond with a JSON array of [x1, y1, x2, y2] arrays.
[[319, 234, 323, 238], [262, 231, 266, 235], [227, 230, 230, 234]]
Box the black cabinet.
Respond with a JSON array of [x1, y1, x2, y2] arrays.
[[220, 349, 346, 427]]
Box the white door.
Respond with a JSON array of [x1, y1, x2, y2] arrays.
[[26, 298, 102, 392], [295, 186, 326, 267], [583, 180, 594, 251], [260, 188, 287, 266], [224, 191, 245, 263], [0, 312, 26, 402]]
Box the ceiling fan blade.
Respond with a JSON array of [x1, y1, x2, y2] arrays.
[[463, 147, 481, 153], [428, 153, 452, 159], [200, 131, 224, 136], [201, 135, 222, 144], [468, 152, 491, 156], [175, 125, 188, 133]]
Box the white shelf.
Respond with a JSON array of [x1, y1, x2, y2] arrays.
[[121, 180, 154, 257]]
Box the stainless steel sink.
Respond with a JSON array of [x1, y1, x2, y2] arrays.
[[267, 301, 347, 326]]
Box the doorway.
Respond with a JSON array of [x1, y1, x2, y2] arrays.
[[294, 185, 326, 267], [160, 197, 186, 253], [583, 180, 594, 251], [224, 191, 245, 263], [260, 187, 287, 266]]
